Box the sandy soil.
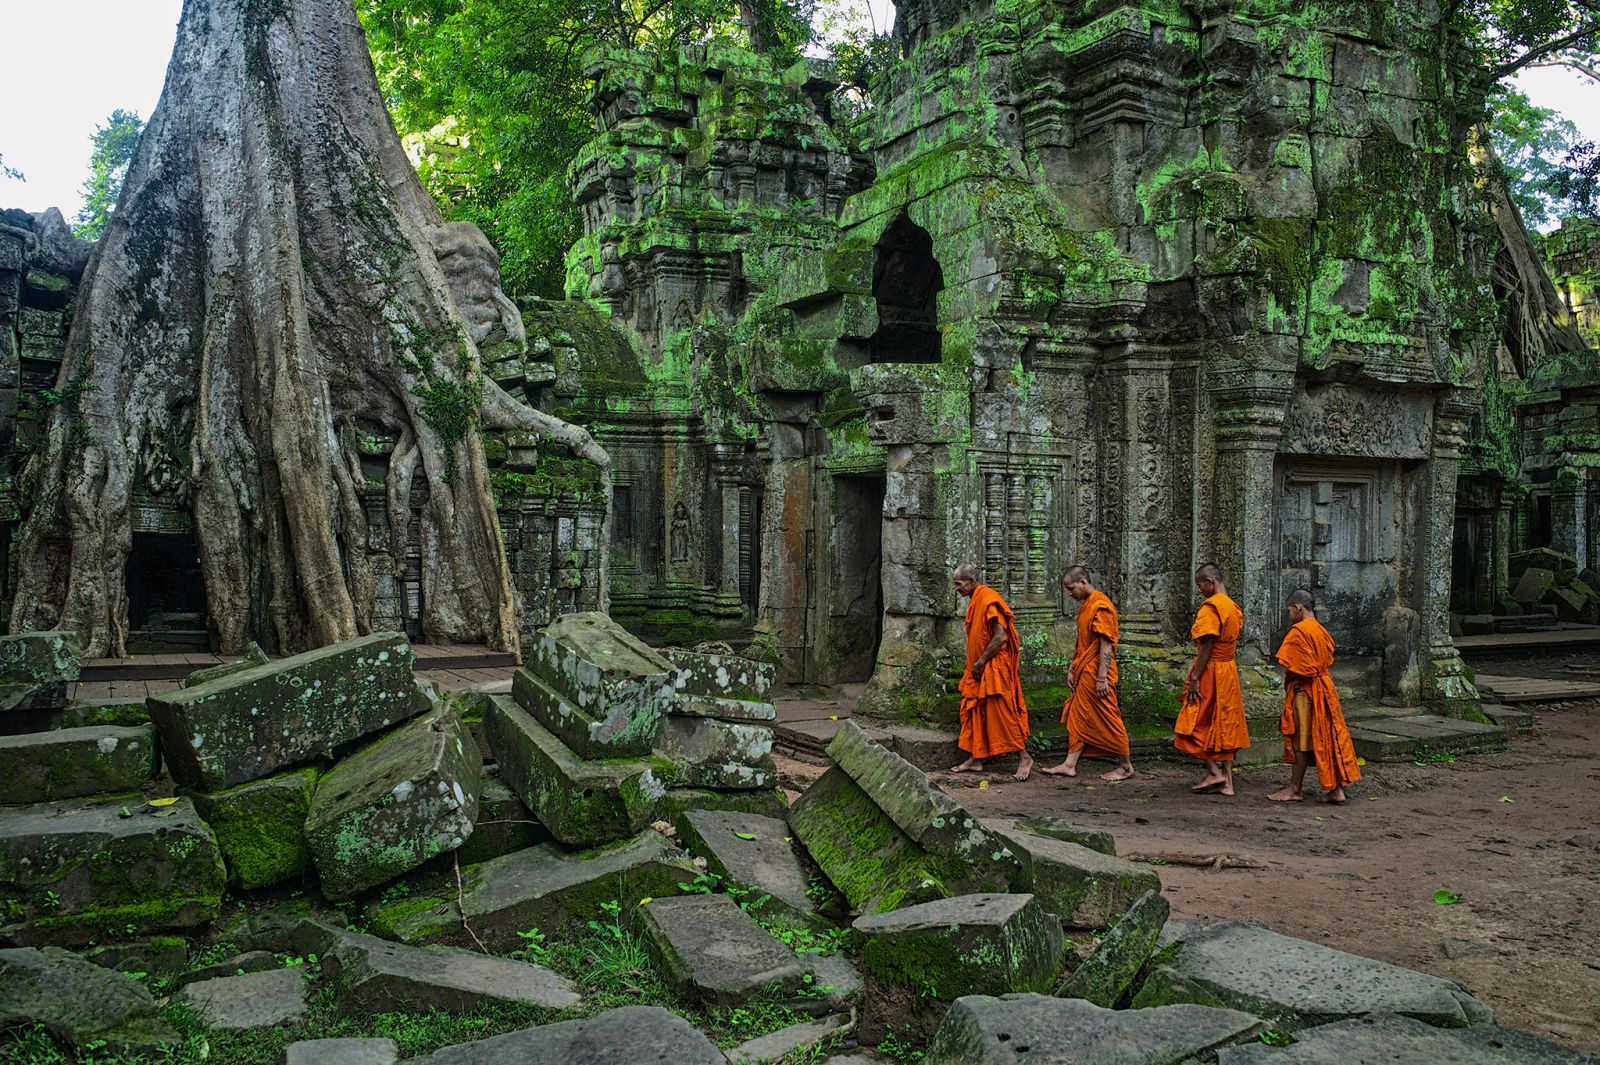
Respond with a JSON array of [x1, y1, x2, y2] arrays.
[[776, 701, 1600, 1054]]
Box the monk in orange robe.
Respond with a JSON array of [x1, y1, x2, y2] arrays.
[[1042, 566, 1134, 781], [1269, 589, 1360, 804], [1173, 564, 1250, 796], [952, 564, 1033, 780]]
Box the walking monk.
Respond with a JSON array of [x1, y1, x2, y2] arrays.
[[951, 564, 1034, 781], [1174, 564, 1250, 795], [1269, 590, 1360, 804], [1043, 567, 1134, 780]]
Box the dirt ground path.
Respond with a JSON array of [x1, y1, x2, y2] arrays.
[[778, 701, 1600, 1054]]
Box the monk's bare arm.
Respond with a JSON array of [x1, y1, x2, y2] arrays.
[[1096, 637, 1113, 696], [972, 619, 1006, 681], [1186, 634, 1217, 702]]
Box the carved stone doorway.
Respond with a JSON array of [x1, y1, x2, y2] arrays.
[[126, 531, 209, 652], [827, 474, 885, 683]]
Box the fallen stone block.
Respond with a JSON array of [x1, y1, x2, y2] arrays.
[[0, 724, 157, 804], [854, 893, 1064, 1044], [728, 1014, 849, 1064], [513, 665, 660, 760], [827, 720, 1020, 885], [677, 808, 817, 927], [1215, 1012, 1593, 1064], [1509, 547, 1578, 586], [0, 631, 82, 713], [655, 785, 789, 823], [305, 703, 481, 899], [656, 715, 777, 789], [413, 1005, 725, 1064], [797, 951, 865, 1016], [370, 831, 699, 949], [326, 927, 579, 1012], [484, 694, 668, 846], [639, 892, 807, 1005], [176, 949, 277, 987], [181, 641, 269, 689], [192, 767, 319, 890], [925, 994, 1262, 1065], [1012, 815, 1118, 856], [0, 798, 225, 945], [519, 612, 675, 756], [788, 765, 947, 914], [284, 1039, 399, 1065], [664, 648, 775, 703], [883, 725, 963, 772], [1059, 888, 1170, 1006], [82, 936, 189, 977], [176, 966, 308, 1030], [147, 632, 419, 790], [0, 946, 177, 1053], [988, 818, 1161, 928], [1512, 566, 1556, 605], [454, 772, 550, 865], [1132, 918, 1495, 1028]]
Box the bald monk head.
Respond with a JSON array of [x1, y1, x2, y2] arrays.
[[1287, 588, 1316, 622], [1195, 564, 1226, 597], [1061, 565, 1094, 602], [953, 563, 980, 598]]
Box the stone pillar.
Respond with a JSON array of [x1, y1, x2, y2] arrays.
[[711, 444, 746, 616], [1208, 382, 1290, 660], [1492, 492, 1515, 611], [759, 422, 814, 683], [1420, 394, 1481, 718], [1551, 467, 1588, 569]]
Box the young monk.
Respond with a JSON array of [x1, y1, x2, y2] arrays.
[[1042, 566, 1134, 781], [1173, 564, 1250, 796], [951, 563, 1033, 781], [1269, 589, 1361, 804]]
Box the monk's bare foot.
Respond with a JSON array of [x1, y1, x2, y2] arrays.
[[1318, 789, 1347, 804], [1040, 760, 1078, 776], [1267, 787, 1303, 802], [1014, 752, 1034, 782], [1217, 781, 1235, 796], [1101, 765, 1135, 782], [950, 758, 984, 773], [1191, 775, 1226, 792]]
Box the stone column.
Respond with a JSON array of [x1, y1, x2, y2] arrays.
[[1551, 467, 1588, 569], [1420, 393, 1481, 717], [711, 444, 747, 617], [1492, 491, 1515, 611], [1207, 381, 1290, 659]]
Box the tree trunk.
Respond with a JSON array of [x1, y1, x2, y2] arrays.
[[9, 0, 607, 658]]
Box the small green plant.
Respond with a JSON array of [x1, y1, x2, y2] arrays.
[[38, 890, 60, 913], [512, 927, 553, 965], [877, 1030, 926, 1062], [1259, 1029, 1292, 1046], [680, 871, 722, 895]]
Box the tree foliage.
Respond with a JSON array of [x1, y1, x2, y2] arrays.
[[0, 152, 22, 183], [73, 109, 144, 241], [356, 0, 815, 301], [1487, 85, 1582, 227]]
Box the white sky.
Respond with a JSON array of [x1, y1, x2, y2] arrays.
[[0, 0, 1595, 221]]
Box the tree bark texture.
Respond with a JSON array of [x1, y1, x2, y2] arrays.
[[10, 0, 607, 658]]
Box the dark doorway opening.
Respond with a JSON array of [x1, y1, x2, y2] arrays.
[[831, 475, 885, 682], [868, 215, 943, 364], [127, 531, 209, 651], [739, 485, 763, 615], [1532, 492, 1553, 548]]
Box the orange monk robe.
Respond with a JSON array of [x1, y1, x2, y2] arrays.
[[1276, 617, 1361, 790], [1173, 593, 1251, 761], [958, 584, 1030, 760], [1061, 590, 1130, 758]]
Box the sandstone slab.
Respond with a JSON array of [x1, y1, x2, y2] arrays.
[[854, 893, 1063, 1044], [192, 767, 318, 890], [664, 647, 775, 703], [988, 820, 1161, 929], [484, 694, 668, 846], [788, 765, 946, 914], [1012, 816, 1117, 856], [305, 703, 480, 899], [455, 772, 550, 865], [655, 785, 789, 823], [926, 994, 1262, 1064], [0, 723, 157, 804], [0, 798, 225, 945], [639, 892, 806, 1005], [1132, 919, 1494, 1028], [371, 831, 698, 949], [520, 612, 675, 755], [677, 808, 816, 925], [182, 641, 269, 689], [414, 1005, 725, 1064], [1060, 888, 1170, 1007], [176, 966, 308, 1030], [513, 665, 659, 759], [0, 631, 81, 712], [656, 716, 777, 788], [1215, 1012, 1594, 1064], [284, 1039, 399, 1065], [729, 1014, 850, 1064], [147, 632, 419, 790], [327, 927, 579, 1012], [0, 946, 176, 1052]]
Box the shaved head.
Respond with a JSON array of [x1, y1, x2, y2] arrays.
[[1287, 588, 1315, 611], [954, 563, 979, 581], [1195, 563, 1222, 582], [1062, 565, 1090, 584]]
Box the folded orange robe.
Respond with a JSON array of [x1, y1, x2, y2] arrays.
[[1276, 617, 1361, 790], [1061, 590, 1129, 758], [1173, 593, 1250, 761], [958, 583, 1030, 759]]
